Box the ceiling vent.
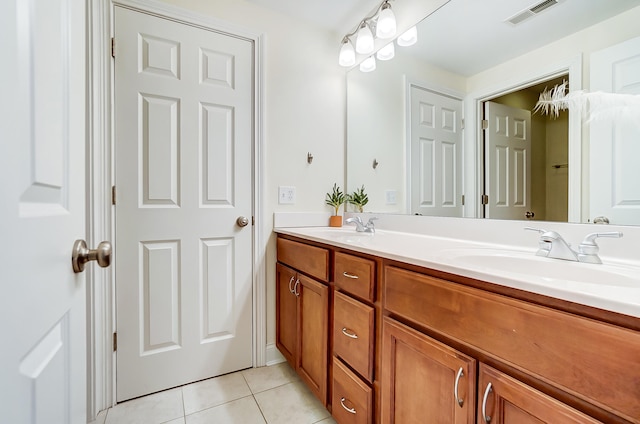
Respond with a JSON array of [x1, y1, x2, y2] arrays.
[[506, 0, 560, 25]]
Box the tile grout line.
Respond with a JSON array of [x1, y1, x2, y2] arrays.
[[241, 371, 269, 424]]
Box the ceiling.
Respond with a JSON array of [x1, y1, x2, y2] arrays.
[[245, 0, 640, 76], [244, 0, 382, 35]]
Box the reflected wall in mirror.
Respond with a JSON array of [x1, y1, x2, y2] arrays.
[[346, 0, 640, 225]]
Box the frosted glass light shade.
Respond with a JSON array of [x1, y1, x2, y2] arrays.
[[360, 56, 376, 72], [397, 26, 418, 47], [355, 23, 374, 54], [339, 40, 355, 67], [376, 4, 396, 39], [376, 42, 395, 61]]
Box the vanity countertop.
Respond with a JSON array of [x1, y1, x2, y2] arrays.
[[275, 226, 640, 319]]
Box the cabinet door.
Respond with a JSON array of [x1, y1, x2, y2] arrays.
[[381, 317, 476, 424], [298, 274, 329, 405], [276, 263, 297, 368], [478, 364, 601, 424]]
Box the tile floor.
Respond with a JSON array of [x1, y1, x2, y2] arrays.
[[88, 362, 337, 424]]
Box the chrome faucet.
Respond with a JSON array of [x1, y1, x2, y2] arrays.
[[345, 216, 378, 233], [525, 227, 623, 264]]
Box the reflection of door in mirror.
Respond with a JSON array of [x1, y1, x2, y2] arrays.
[[484, 101, 531, 220], [590, 36, 640, 226], [409, 85, 463, 216], [483, 78, 569, 222]]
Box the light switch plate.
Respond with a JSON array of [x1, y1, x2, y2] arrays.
[[279, 186, 296, 204], [385, 190, 397, 205]]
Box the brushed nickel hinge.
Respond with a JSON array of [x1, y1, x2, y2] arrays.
[[461, 119, 465, 130], [461, 195, 465, 205], [482, 119, 489, 130], [111, 37, 115, 58], [113, 332, 117, 352], [481, 194, 489, 205], [111, 185, 116, 205], [252, 216, 255, 226]]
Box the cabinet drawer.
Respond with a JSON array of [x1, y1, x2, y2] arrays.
[[277, 237, 329, 282], [333, 291, 375, 382], [384, 265, 640, 423], [334, 251, 375, 302], [332, 357, 373, 424]]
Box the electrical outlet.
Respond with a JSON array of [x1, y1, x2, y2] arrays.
[[278, 186, 296, 204], [385, 190, 397, 205]]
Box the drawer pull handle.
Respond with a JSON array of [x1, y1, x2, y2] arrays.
[[341, 327, 358, 339], [342, 272, 359, 279], [454, 367, 464, 407], [288, 276, 295, 294], [293, 279, 300, 297], [481, 382, 493, 423], [340, 397, 356, 414]]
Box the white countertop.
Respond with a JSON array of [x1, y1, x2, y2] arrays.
[[275, 226, 640, 319]]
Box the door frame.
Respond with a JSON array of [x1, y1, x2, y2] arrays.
[[86, 0, 265, 417], [465, 55, 582, 222]]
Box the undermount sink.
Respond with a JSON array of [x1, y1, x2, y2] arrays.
[[436, 248, 640, 288]]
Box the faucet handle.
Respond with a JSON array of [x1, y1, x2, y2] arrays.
[[524, 227, 553, 255], [366, 217, 378, 226], [524, 227, 547, 234], [579, 232, 623, 255]]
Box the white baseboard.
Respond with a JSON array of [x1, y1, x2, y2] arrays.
[[265, 343, 285, 366]]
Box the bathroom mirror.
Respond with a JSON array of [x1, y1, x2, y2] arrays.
[[346, 0, 640, 225]]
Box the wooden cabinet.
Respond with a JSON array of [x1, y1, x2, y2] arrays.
[[383, 265, 640, 423], [276, 238, 330, 405], [477, 364, 600, 424], [381, 317, 476, 424], [276, 233, 640, 424]]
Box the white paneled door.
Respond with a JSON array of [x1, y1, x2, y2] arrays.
[[114, 7, 254, 401], [590, 36, 640, 225], [1, 0, 88, 423], [484, 101, 532, 220], [409, 85, 463, 217]]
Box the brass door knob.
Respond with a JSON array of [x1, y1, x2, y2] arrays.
[[72, 240, 112, 273]]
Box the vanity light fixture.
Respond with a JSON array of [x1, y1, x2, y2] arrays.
[[355, 22, 375, 54], [360, 56, 377, 72], [376, 42, 395, 61], [397, 26, 417, 46], [338, 0, 398, 68], [339, 38, 356, 67]]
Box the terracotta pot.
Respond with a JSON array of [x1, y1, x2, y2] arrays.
[[329, 215, 342, 227]]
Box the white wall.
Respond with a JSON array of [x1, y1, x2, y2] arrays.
[[467, 6, 640, 93], [157, 0, 346, 356]]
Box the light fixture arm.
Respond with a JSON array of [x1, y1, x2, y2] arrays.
[[342, 0, 394, 44]]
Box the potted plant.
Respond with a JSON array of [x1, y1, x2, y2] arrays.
[[325, 183, 346, 227], [347, 185, 369, 213]]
